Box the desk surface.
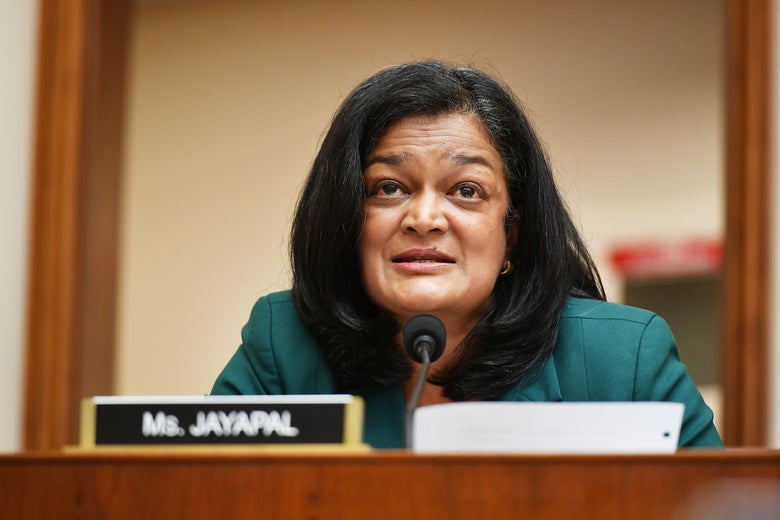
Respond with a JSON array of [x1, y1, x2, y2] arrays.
[[1, 450, 779, 519]]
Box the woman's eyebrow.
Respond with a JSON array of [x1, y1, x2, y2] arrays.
[[446, 152, 496, 170], [364, 153, 409, 167], [365, 152, 495, 169]]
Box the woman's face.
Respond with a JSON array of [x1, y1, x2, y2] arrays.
[[359, 113, 513, 328]]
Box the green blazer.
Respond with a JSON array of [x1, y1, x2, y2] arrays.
[[211, 291, 722, 449]]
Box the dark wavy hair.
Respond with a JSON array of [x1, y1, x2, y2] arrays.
[[291, 61, 604, 400]]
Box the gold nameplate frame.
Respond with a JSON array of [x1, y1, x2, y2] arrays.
[[78, 395, 367, 451]]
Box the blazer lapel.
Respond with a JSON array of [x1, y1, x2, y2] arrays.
[[501, 356, 563, 402]]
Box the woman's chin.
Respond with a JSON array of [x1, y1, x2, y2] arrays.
[[387, 293, 460, 320], [368, 280, 491, 322]]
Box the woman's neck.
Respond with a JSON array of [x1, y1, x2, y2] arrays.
[[398, 312, 478, 407], [402, 377, 452, 407]]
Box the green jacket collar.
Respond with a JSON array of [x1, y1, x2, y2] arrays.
[[501, 354, 563, 402]]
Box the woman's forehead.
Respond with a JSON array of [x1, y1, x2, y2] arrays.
[[368, 113, 499, 158]]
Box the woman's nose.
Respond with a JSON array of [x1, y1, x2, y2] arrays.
[[401, 191, 448, 235]]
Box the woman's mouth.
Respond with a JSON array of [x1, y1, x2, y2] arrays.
[[392, 248, 455, 263], [392, 249, 455, 271]]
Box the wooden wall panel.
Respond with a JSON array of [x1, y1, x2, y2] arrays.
[[722, 0, 772, 446], [23, 0, 129, 449]]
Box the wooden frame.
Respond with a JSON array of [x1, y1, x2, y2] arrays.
[[24, 0, 129, 449], [722, 0, 772, 446], [23, 0, 772, 448]]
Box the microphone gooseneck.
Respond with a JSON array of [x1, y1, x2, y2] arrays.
[[403, 314, 446, 450]]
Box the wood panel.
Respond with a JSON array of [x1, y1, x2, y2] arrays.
[[23, 0, 129, 449], [0, 452, 779, 519], [722, 0, 772, 446]]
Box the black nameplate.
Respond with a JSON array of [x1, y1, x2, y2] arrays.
[[80, 396, 364, 447]]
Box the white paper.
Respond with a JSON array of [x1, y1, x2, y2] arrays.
[[413, 402, 684, 454]]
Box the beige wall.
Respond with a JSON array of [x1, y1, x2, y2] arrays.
[[118, 0, 724, 395], [0, 0, 38, 452]]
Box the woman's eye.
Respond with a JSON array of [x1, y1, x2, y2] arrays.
[[453, 183, 481, 199], [370, 181, 404, 197], [459, 186, 476, 198], [381, 184, 399, 196]]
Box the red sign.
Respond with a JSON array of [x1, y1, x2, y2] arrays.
[[608, 239, 722, 279]]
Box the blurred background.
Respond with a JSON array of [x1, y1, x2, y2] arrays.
[[5, 0, 771, 451], [118, 0, 724, 410]]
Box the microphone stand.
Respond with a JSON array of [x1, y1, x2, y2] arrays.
[[405, 345, 432, 450], [401, 314, 445, 451]]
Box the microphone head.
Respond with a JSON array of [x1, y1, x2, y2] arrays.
[[402, 314, 446, 364]]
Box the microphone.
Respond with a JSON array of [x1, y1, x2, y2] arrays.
[[403, 314, 446, 449]]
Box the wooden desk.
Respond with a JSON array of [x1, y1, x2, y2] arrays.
[[1, 451, 778, 518]]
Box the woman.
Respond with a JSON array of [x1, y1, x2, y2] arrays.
[[212, 61, 722, 448]]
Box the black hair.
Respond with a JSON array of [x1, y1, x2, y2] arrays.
[[290, 61, 605, 400]]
